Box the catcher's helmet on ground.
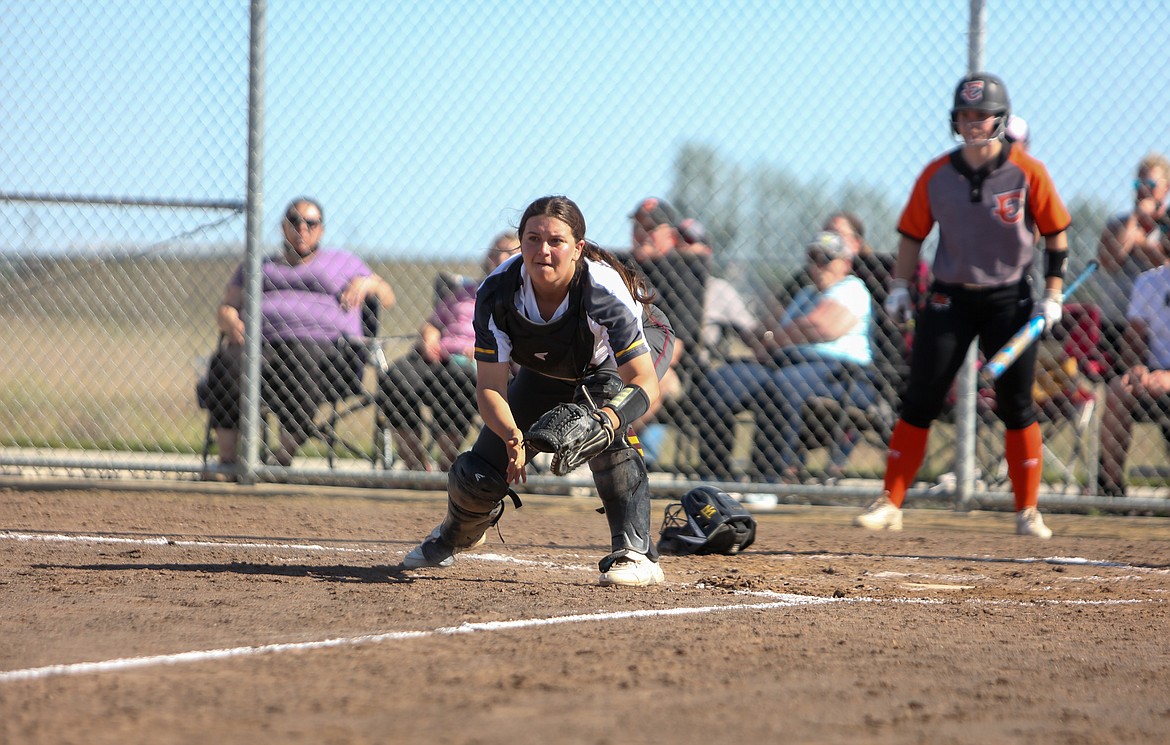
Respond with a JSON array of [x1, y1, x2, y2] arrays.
[[657, 486, 757, 556], [950, 72, 1010, 137]]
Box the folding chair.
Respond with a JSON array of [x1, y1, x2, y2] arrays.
[[197, 296, 387, 471], [318, 296, 389, 468]]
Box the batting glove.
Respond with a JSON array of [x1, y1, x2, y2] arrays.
[[884, 279, 913, 324], [1040, 288, 1063, 333]]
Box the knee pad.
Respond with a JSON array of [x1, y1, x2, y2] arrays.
[[442, 450, 521, 549], [449, 450, 511, 506], [589, 445, 654, 558]]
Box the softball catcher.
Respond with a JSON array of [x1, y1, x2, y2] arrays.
[[402, 195, 676, 586]]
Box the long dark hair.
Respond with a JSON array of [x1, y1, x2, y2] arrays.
[[518, 195, 655, 305]]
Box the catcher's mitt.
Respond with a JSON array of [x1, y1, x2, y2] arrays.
[[657, 486, 757, 556], [524, 402, 615, 476]]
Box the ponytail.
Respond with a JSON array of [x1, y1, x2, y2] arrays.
[[581, 241, 656, 306]]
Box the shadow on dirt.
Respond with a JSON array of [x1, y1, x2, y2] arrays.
[[34, 561, 416, 583]]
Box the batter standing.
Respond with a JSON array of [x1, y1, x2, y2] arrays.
[[854, 73, 1070, 538]]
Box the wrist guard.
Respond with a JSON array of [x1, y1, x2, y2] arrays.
[[1044, 249, 1068, 280], [604, 384, 651, 431]]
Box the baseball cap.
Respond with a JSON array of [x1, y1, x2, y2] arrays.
[[630, 197, 679, 229], [806, 231, 851, 260]]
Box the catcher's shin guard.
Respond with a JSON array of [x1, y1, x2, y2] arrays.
[[589, 445, 656, 560], [441, 450, 520, 549]]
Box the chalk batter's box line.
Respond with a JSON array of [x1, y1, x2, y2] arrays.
[[1, 531, 594, 571], [0, 587, 1157, 686], [0, 531, 1162, 686], [4, 531, 1166, 575]]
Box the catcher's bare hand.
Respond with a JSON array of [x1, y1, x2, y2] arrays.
[[505, 432, 527, 484]]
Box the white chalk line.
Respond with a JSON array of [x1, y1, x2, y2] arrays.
[[2, 530, 1166, 686], [0, 594, 830, 684], [7, 531, 1165, 574], [3, 586, 1159, 686], [730, 587, 1160, 607], [7, 530, 1164, 588], [7, 530, 1166, 584], [3, 531, 379, 553], [0, 531, 591, 571]]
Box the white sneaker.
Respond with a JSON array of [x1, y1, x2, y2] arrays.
[[598, 552, 665, 587], [402, 525, 487, 569], [853, 493, 903, 531], [1016, 507, 1052, 539]]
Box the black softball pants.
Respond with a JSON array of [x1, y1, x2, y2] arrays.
[[900, 278, 1039, 431]]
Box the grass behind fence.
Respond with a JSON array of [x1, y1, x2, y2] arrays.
[[1, 256, 1165, 486], [0, 255, 473, 453]]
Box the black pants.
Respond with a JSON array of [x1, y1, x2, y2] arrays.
[[204, 340, 360, 442], [901, 279, 1038, 430], [379, 353, 477, 433]]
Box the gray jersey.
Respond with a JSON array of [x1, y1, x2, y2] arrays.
[[898, 145, 1070, 286]]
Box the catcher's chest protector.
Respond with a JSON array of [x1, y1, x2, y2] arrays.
[[491, 261, 594, 379], [657, 486, 757, 556]]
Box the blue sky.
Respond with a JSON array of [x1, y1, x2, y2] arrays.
[[1, 1, 1163, 259]]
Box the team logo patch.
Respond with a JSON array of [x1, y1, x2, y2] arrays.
[[960, 80, 985, 103], [929, 292, 952, 311], [993, 189, 1026, 224]]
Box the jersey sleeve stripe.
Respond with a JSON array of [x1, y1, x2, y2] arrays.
[[615, 336, 647, 358]]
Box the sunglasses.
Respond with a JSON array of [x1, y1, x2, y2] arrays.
[[807, 252, 835, 267], [1135, 178, 1160, 192], [286, 213, 322, 230]]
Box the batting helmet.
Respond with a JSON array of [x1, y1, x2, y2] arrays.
[[657, 486, 757, 556], [950, 72, 1010, 137]]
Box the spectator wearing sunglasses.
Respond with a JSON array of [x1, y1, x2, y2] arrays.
[[1088, 153, 1170, 376], [205, 196, 395, 469], [700, 231, 874, 483]]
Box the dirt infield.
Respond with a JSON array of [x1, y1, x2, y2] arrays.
[[3, 483, 1169, 744]]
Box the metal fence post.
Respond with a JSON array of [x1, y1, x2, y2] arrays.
[[239, 0, 267, 485]]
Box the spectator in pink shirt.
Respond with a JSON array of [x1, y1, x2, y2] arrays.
[[379, 232, 519, 470]]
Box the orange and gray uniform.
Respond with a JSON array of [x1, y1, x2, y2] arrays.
[[897, 144, 1071, 428]]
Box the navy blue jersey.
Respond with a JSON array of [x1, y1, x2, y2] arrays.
[[473, 256, 649, 380]]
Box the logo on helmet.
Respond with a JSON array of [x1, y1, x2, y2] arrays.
[[960, 80, 986, 104]]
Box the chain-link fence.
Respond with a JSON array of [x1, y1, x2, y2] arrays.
[[1, 1, 1167, 508]]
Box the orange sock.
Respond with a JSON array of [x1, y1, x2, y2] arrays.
[[883, 420, 930, 508], [1005, 422, 1042, 511]]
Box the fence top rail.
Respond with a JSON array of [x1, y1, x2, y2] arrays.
[[0, 192, 245, 212]]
